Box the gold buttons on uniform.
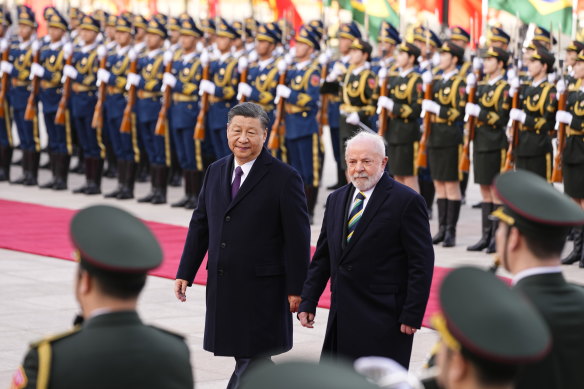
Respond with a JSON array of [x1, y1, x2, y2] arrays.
[[302, 112, 307, 117], [295, 75, 302, 83], [49, 55, 56, 64], [260, 74, 267, 81], [399, 84, 406, 90], [219, 68, 225, 75], [444, 87, 450, 94]]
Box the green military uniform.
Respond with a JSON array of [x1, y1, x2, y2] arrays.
[[514, 47, 557, 181], [491, 170, 584, 389], [422, 265, 551, 389], [384, 43, 423, 176], [339, 39, 377, 169], [11, 205, 194, 389]]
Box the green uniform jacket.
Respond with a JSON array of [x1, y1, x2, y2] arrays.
[[473, 77, 510, 152], [428, 73, 467, 148], [14, 311, 193, 389], [514, 273, 584, 389], [562, 87, 584, 164], [516, 80, 557, 157], [386, 69, 423, 145]]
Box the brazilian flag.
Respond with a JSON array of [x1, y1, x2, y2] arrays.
[[332, 0, 400, 42], [489, 0, 572, 35]]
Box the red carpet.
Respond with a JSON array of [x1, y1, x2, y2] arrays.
[[0, 199, 450, 328]]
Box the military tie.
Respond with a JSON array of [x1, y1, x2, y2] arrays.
[[231, 166, 243, 199], [347, 191, 366, 242]]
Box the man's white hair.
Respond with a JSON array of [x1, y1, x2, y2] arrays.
[[345, 131, 386, 159]]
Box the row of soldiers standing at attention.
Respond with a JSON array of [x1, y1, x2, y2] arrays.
[[0, 6, 583, 255]]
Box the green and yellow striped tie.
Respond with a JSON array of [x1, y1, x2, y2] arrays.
[[347, 191, 366, 242]]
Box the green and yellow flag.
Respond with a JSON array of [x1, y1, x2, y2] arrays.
[[334, 0, 400, 41], [489, 0, 572, 35]]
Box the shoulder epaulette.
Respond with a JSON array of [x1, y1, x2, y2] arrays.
[[30, 327, 81, 348]]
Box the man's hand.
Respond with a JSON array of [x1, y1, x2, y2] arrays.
[[288, 295, 301, 312], [298, 312, 315, 328], [174, 279, 188, 302], [400, 324, 417, 335]]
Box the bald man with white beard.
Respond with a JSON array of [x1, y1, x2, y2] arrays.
[[298, 132, 434, 368]]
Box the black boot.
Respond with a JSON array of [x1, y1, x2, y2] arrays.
[[169, 165, 182, 187], [53, 154, 70, 190], [117, 160, 136, 200], [151, 165, 168, 205], [23, 151, 39, 186], [443, 200, 462, 248], [11, 150, 29, 185], [184, 170, 202, 209], [562, 226, 583, 265], [485, 219, 499, 254], [39, 153, 57, 188], [327, 167, 346, 190], [467, 202, 493, 251], [171, 170, 191, 207], [137, 157, 150, 182], [103, 150, 117, 178], [0, 145, 12, 181], [432, 199, 447, 244], [104, 159, 125, 198], [73, 158, 90, 194], [137, 166, 156, 203], [71, 149, 84, 174], [84, 157, 103, 195], [579, 241, 584, 268]]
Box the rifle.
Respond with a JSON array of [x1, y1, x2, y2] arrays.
[[24, 40, 41, 121], [377, 63, 389, 136], [460, 52, 480, 173], [503, 41, 523, 172], [55, 43, 73, 125], [238, 20, 248, 104], [268, 63, 287, 151], [416, 29, 433, 169], [194, 49, 210, 140], [120, 49, 138, 134], [318, 6, 329, 134], [91, 45, 108, 129], [154, 50, 173, 136], [0, 39, 8, 119], [551, 63, 566, 182]]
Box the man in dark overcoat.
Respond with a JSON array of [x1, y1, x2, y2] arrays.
[[175, 102, 311, 388]]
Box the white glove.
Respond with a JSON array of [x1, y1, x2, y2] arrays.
[[377, 67, 388, 87], [238, 56, 248, 73], [30, 63, 45, 79], [556, 79, 566, 94], [128, 48, 137, 62], [276, 84, 291, 99], [509, 108, 526, 124], [237, 82, 252, 100], [1, 60, 13, 75], [200, 49, 210, 67], [548, 72, 557, 84], [31, 40, 41, 54], [422, 71, 433, 86], [507, 68, 516, 80], [318, 52, 329, 66], [199, 79, 215, 96], [63, 64, 78, 79], [97, 68, 111, 84], [0, 38, 8, 52], [465, 103, 481, 118], [96, 44, 107, 59], [248, 50, 258, 64], [196, 41, 204, 53], [556, 110, 573, 125], [509, 77, 520, 98], [125, 72, 141, 90], [377, 96, 394, 114], [289, 46, 296, 59], [466, 73, 476, 88], [162, 72, 177, 89], [472, 57, 482, 72], [346, 112, 360, 125], [163, 50, 173, 66], [422, 99, 440, 115]]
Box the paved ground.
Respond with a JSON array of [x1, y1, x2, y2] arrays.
[[2, 129, 584, 388]]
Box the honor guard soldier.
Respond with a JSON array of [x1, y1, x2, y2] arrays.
[[465, 47, 511, 253], [532, 25, 556, 51], [237, 22, 282, 129], [3, 6, 39, 186], [508, 46, 557, 180], [421, 41, 467, 247], [274, 26, 321, 222], [162, 16, 206, 209], [200, 18, 216, 47], [63, 15, 104, 195], [127, 18, 170, 204], [97, 15, 139, 200], [199, 18, 240, 159], [449, 26, 472, 75], [31, 10, 71, 190], [133, 15, 148, 55], [371, 21, 401, 74], [11, 205, 194, 389], [412, 26, 442, 72], [104, 13, 117, 51], [564, 40, 584, 89], [487, 26, 510, 50], [168, 16, 182, 53], [69, 8, 84, 45], [491, 170, 584, 389], [0, 8, 13, 182], [429, 266, 551, 389], [244, 17, 259, 53], [377, 42, 423, 192], [555, 51, 584, 266], [232, 20, 252, 59], [323, 21, 361, 189]]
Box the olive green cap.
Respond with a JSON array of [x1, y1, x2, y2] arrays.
[[492, 170, 584, 237], [240, 360, 379, 389], [70, 205, 162, 273], [435, 267, 551, 364]]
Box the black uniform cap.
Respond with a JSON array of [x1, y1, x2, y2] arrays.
[[70, 205, 163, 274], [436, 266, 551, 364]]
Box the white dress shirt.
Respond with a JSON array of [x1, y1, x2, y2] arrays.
[[350, 184, 376, 213], [231, 159, 256, 187], [511, 266, 563, 286]]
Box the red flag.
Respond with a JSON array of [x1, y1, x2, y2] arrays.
[[407, 0, 444, 22], [448, 0, 482, 45], [273, 0, 303, 33], [208, 0, 219, 18], [24, 0, 52, 37]]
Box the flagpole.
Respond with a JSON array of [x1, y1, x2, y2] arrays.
[[399, 0, 406, 37], [573, 0, 578, 39], [482, 0, 488, 42]]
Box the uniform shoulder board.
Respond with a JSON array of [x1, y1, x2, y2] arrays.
[[148, 325, 187, 340], [29, 327, 81, 348]]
